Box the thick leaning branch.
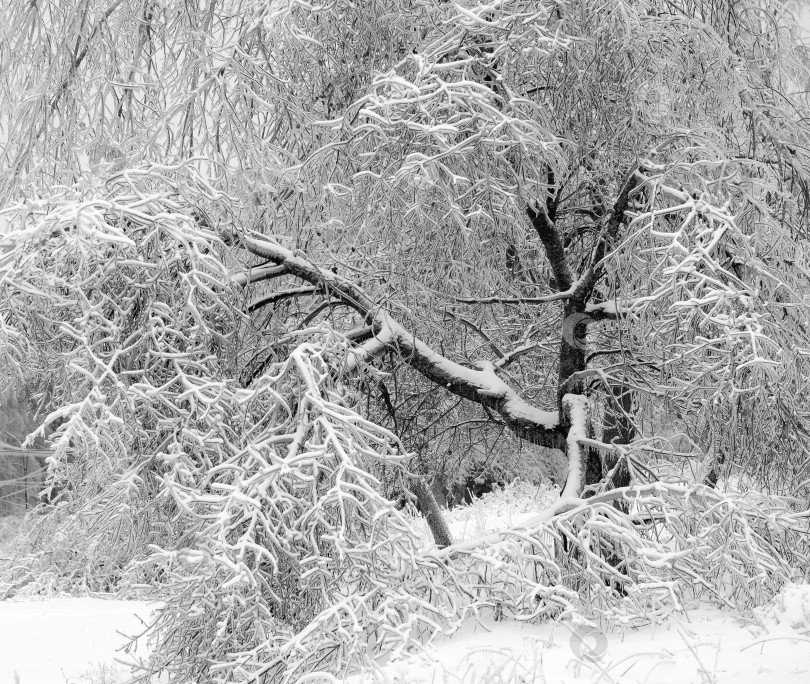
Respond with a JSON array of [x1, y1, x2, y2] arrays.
[[526, 203, 573, 293], [241, 234, 376, 314], [353, 313, 565, 450], [525, 196, 586, 403], [241, 232, 566, 452]]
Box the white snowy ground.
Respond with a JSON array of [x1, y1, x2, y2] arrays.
[[348, 593, 810, 684], [0, 597, 157, 684], [0, 482, 808, 684]]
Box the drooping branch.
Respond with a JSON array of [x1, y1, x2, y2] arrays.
[[240, 232, 566, 451], [5, 0, 130, 190], [740, 90, 810, 214], [49, 0, 129, 115], [356, 313, 565, 450], [242, 234, 376, 315]]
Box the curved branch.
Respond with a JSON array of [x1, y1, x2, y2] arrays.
[[441, 308, 504, 358], [240, 232, 566, 451], [248, 286, 317, 312], [242, 234, 375, 315], [362, 313, 564, 449], [493, 342, 546, 369]]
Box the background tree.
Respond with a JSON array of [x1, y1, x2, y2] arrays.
[[1, 0, 810, 681]]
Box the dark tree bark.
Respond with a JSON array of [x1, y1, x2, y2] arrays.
[[411, 477, 453, 548], [703, 449, 726, 488], [241, 233, 567, 452], [601, 381, 635, 489]]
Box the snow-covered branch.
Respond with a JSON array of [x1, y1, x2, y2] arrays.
[[561, 393, 588, 500], [232, 264, 289, 287], [573, 169, 644, 301], [241, 232, 565, 451]]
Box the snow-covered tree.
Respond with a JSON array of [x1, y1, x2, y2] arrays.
[[1, 0, 810, 681]]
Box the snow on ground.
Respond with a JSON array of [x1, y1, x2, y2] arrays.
[[0, 591, 807, 684], [408, 480, 561, 552], [0, 483, 807, 683], [0, 598, 157, 684], [348, 592, 810, 683]]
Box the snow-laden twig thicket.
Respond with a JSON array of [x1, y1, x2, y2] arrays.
[[0, 167, 806, 682], [2, 0, 810, 681]]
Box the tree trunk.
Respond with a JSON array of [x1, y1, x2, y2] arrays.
[[601, 381, 635, 489], [411, 477, 454, 548], [703, 449, 725, 488]]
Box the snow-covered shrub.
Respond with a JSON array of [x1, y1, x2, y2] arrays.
[[0, 164, 243, 596], [1, 167, 808, 683], [132, 339, 476, 682], [470, 480, 561, 516], [0, 168, 570, 680], [554, 485, 804, 619], [0, 515, 24, 558], [755, 583, 810, 631], [421, 479, 560, 546], [424, 477, 810, 629]]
